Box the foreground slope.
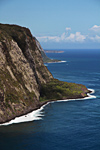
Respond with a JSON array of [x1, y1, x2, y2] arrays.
[[0, 24, 89, 123]]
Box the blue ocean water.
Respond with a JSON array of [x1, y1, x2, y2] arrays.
[[0, 49, 100, 150]]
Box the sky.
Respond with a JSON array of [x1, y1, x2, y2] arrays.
[[0, 0, 100, 49]]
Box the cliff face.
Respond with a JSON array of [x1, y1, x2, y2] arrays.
[[0, 24, 53, 123], [34, 37, 59, 63], [0, 24, 89, 124]]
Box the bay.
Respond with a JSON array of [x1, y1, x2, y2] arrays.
[[0, 49, 100, 150]]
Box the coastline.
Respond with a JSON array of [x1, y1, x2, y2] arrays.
[[44, 50, 64, 53], [0, 89, 96, 126], [44, 60, 67, 64]]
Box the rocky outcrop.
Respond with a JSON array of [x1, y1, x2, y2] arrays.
[[0, 23, 89, 124]]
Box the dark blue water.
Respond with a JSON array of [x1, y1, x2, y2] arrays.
[[0, 49, 100, 150]]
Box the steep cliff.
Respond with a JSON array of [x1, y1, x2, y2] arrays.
[[0, 23, 53, 123], [0, 24, 89, 124]]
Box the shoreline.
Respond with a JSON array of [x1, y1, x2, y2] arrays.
[[0, 89, 96, 126]]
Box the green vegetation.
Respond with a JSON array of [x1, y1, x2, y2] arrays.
[[40, 79, 88, 102]]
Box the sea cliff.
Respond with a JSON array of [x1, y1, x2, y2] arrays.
[[0, 23, 89, 124]]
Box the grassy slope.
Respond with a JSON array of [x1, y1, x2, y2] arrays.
[[40, 79, 89, 102]]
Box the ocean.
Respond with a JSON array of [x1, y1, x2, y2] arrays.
[[0, 49, 100, 150]]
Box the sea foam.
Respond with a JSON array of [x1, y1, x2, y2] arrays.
[[0, 89, 96, 126]]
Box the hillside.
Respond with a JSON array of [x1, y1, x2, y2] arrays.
[[0, 23, 89, 124]]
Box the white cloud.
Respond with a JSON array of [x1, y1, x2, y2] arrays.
[[65, 32, 86, 42], [66, 33, 75, 41], [37, 32, 86, 43], [61, 32, 66, 40], [37, 36, 48, 42], [89, 35, 100, 42], [48, 36, 60, 42], [96, 35, 100, 40], [89, 25, 100, 32], [37, 25, 100, 43], [37, 36, 60, 42], [66, 27, 71, 31], [75, 32, 86, 42]]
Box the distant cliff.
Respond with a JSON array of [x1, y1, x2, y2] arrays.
[[44, 50, 64, 53], [0, 24, 89, 124], [34, 38, 59, 63], [36, 40, 53, 63]]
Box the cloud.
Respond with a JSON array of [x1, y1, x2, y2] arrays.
[[61, 32, 66, 40], [37, 36, 60, 42], [75, 32, 86, 42], [89, 25, 100, 32], [37, 31, 86, 43], [37, 25, 100, 43], [48, 36, 60, 42], [89, 35, 100, 42], [37, 36, 48, 42], [65, 27, 71, 31], [66, 32, 86, 42]]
